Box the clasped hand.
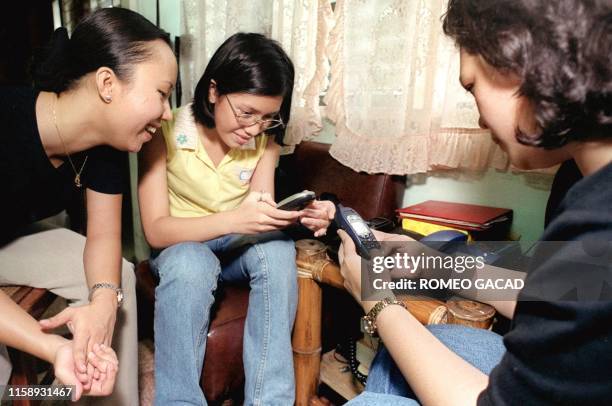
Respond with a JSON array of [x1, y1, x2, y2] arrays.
[[40, 293, 118, 400], [53, 339, 118, 400]]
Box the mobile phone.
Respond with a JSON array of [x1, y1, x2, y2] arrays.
[[277, 190, 316, 211], [334, 204, 381, 259]]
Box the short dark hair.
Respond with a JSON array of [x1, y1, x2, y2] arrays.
[[32, 7, 171, 93], [191, 33, 295, 144], [443, 0, 612, 148]]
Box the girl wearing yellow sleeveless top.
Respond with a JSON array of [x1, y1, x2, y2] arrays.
[[138, 33, 334, 405]]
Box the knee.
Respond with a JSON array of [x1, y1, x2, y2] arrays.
[[155, 242, 220, 290], [265, 236, 296, 256], [251, 238, 297, 288], [255, 237, 296, 268]]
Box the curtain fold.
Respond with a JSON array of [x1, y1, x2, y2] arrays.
[[325, 0, 509, 174]]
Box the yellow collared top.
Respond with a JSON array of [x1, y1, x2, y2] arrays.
[[161, 105, 269, 218]]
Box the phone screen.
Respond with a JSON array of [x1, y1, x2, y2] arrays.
[[347, 214, 372, 238]]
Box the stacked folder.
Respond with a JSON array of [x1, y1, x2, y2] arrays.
[[397, 200, 513, 240]]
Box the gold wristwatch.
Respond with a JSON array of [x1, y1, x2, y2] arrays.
[[361, 297, 407, 336], [88, 283, 124, 308]]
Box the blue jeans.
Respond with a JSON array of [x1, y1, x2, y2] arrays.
[[150, 232, 298, 405], [346, 324, 506, 405]]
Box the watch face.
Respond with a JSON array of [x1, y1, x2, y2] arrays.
[[361, 317, 375, 335]]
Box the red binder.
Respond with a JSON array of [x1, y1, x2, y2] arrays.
[[396, 200, 512, 231]]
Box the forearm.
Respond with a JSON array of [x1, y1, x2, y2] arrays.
[[83, 236, 121, 287], [83, 234, 125, 312], [144, 211, 235, 249], [0, 291, 68, 363], [375, 305, 488, 406], [83, 190, 124, 297]]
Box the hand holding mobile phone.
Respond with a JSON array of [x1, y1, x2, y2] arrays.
[[334, 204, 381, 259]]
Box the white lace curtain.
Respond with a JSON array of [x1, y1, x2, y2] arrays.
[[180, 0, 333, 146], [179, 0, 510, 174], [325, 0, 508, 174]]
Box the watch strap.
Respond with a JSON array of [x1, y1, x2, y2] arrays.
[[362, 297, 407, 336], [88, 283, 123, 307]]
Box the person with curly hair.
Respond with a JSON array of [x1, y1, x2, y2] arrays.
[[339, 1, 612, 405]]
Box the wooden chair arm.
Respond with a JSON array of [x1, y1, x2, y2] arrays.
[[296, 257, 345, 290]]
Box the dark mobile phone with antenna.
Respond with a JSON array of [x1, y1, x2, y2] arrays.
[[334, 204, 381, 259]]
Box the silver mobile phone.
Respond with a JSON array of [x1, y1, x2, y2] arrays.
[[277, 190, 316, 211]]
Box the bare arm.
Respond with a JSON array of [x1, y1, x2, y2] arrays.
[[1, 292, 117, 400], [83, 190, 122, 290], [249, 137, 279, 199], [138, 133, 300, 249], [0, 290, 66, 364], [339, 230, 489, 406], [40, 190, 122, 380], [375, 305, 488, 406]]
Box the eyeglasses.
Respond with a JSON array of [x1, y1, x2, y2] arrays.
[[225, 95, 284, 132]]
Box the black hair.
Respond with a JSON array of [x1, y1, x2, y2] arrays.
[[191, 32, 295, 144], [443, 0, 612, 148], [32, 7, 171, 93]]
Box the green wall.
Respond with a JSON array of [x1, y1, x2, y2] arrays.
[[402, 170, 553, 241]]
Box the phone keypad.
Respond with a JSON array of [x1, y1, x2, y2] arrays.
[[364, 240, 381, 249]]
